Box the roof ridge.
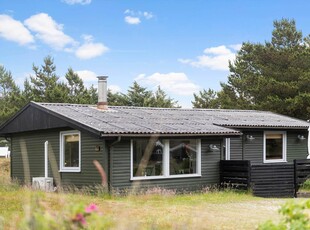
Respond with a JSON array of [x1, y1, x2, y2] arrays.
[[33, 102, 274, 113], [34, 102, 91, 107], [108, 105, 267, 113]]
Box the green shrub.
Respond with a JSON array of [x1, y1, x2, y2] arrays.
[[300, 179, 310, 191], [258, 199, 310, 230]]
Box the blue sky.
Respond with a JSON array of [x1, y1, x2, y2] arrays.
[[1, 0, 310, 107]]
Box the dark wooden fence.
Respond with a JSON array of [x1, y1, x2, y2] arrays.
[[220, 160, 310, 197], [219, 160, 251, 190], [294, 159, 310, 195], [251, 164, 294, 197]]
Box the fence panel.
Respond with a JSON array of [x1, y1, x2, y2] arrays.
[[294, 159, 310, 195], [251, 164, 294, 197], [220, 160, 251, 190]]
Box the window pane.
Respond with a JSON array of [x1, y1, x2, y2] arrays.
[[266, 134, 283, 160], [133, 139, 163, 177], [170, 140, 197, 175], [64, 134, 79, 167]]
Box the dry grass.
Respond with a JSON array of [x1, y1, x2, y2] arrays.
[[0, 158, 290, 229], [0, 158, 10, 183]]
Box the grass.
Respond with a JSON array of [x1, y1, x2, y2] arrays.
[[298, 179, 310, 192], [0, 158, 292, 229]]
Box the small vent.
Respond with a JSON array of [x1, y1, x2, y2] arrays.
[[32, 177, 54, 192]]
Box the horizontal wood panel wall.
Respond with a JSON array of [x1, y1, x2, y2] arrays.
[[110, 138, 222, 191], [243, 131, 263, 164], [229, 137, 242, 160], [251, 164, 295, 197], [11, 129, 107, 187], [287, 131, 308, 162], [229, 130, 308, 164]]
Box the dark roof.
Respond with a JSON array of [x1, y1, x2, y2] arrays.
[[27, 102, 309, 136]]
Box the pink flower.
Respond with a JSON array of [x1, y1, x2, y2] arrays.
[[74, 213, 87, 226], [85, 203, 98, 213]]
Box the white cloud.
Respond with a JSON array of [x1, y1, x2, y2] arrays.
[[81, 34, 93, 43], [124, 9, 153, 25], [108, 85, 122, 93], [0, 14, 34, 45], [75, 42, 109, 59], [124, 16, 141, 25], [74, 70, 121, 92], [179, 44, 241, 71], [135, 72, 200, 96], [75, 34, 108, 59], [24, 13, 76, 50], [124, 9, 134, 14], [75, 70, 97, 82], [177, 59, 191, 64], [0, 13, 108, 60], [62, 0, 91, 5], [204, 45, 232, 55], [143, 12, 153, 20], [229, 44, 242, 50]]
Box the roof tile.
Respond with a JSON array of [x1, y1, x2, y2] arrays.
[[34, 103, 309, 136]]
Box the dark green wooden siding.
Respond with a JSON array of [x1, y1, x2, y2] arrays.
[[243, 131, 264, 164], [229, 137, 242, 160], [10, 128, 308, 190], [11, 129, 107, 187], [229, 130, 308, 164], [110, 138, 222, 191], [287, 131, 308, 162]]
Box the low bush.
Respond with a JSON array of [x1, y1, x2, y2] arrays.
[[300, 179, 310, 191], [258, 199, 310, 230], [20, 196, 114, 230]]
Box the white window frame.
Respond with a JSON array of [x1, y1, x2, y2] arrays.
[[263, 131, 287, 163], [225, 138, 231, 160], [130, 139, 201, 180], [59, 130, 81, 172]]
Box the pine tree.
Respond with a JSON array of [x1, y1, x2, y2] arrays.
[[0, 66, 23, 125], [149, 86, 179, 108], [193, 19, 310, 119], [124, 81, 153, 107], [27, 56, 68, 103], [65, 68, 92, 104], [192, 89, 220, 109]]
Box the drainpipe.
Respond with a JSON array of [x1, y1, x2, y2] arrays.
[[44, 141, 48, 178], [110, 136, 121, 147]]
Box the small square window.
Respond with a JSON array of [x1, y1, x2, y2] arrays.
[[60, 131, 81, 172], [264, 131, 286, 163]]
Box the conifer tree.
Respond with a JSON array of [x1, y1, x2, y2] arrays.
[[193, 19, 310, 119]]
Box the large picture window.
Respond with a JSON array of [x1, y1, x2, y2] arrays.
[[170, 140, 197, 175], [264, 131, 286, 163], [132, 139, 164, 177], [60, 131, 81, 172], [131, 139, 201, 180]]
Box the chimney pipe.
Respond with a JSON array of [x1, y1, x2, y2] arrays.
[[97, 76, 108, 110]]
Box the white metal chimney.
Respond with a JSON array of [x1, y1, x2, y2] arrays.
[[97, 76, 108, 110]]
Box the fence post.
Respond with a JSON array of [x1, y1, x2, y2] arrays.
[[219, 160, 223, 188], [247, 160, 251, 190], [294, 159, 297, 197]]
